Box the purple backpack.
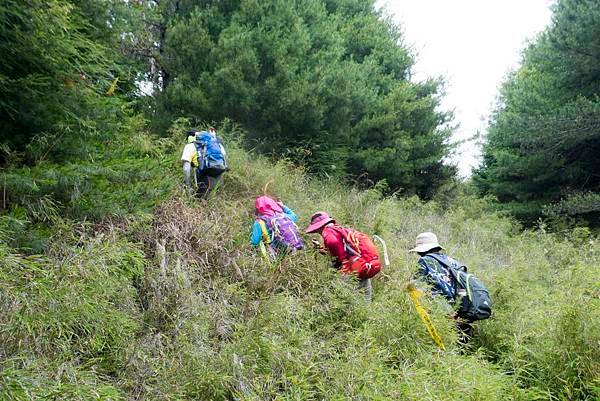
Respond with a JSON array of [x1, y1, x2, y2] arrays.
[[260, 214, 304, 251]]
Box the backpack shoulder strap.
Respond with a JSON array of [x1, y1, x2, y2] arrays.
[[194, 140, 207, 168], [425, 253, 466, 272], [427, 254, 472, 294], [257, 218, 271, 244], [328, 225, 360, 257], [423, 254, 453, 278]]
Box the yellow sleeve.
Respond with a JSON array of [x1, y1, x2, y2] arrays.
[[181, 143, 199, 167]]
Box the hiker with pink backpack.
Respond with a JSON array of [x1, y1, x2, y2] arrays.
[[305, 212, 383, 302], [251, 196, 304, 260]]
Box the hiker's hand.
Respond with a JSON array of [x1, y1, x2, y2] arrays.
[[311, 239, 327, 255]]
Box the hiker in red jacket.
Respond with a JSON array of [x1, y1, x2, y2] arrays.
[[305, 212, 381, 302]]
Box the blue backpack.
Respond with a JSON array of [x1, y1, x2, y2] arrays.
[[195, 131, 227, 177]]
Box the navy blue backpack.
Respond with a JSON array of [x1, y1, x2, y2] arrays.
[[420, 253, 492, 321]]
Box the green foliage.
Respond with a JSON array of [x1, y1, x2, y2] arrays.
[[543, 192, 600, 227], [0, 0, 136, 161], [2, 128, 598, 399], [1, 107, 176, 252], [475, 0, 600, 226], [138, 0, 455, 197], [474, 233, 600, 399], [1, 0, 598, 398], [0, 234, 143, 400], [0, 363, 126, 401]]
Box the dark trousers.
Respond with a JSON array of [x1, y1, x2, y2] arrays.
[[456, 319, 474, 344], [196, 170, 223, 198]]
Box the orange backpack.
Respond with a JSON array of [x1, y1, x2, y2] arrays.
[[330, 225, 382, 279]]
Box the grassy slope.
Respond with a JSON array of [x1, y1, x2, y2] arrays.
[[0, 125, 598, 400]]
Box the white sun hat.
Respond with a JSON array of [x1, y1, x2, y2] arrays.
[[409, 232, 444, 253]]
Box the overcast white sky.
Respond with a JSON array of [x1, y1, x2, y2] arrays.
[[377, 0, 554, 176]]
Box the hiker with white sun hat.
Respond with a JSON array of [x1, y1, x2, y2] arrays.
[[409, 231, 492, 344], [409, 232, 454, 300]]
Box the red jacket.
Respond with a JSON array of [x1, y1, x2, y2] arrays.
[[322, 225, 349, 263]]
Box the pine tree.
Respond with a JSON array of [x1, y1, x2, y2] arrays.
[[140, 0, 455, 197], [475, 0, 600, 225]]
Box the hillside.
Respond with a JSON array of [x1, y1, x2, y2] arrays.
[[1, 123, 598, 400]]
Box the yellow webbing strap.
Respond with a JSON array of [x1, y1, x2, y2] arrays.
[[257, 219, 273, 262], [407, 283, 446, 351]]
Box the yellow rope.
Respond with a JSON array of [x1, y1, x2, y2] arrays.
[[407, 283, 446, 351], [106, 77, 119, 96]]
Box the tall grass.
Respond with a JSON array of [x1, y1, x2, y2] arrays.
[[0, 122, 598, 400]]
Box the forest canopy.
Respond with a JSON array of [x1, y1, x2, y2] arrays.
[[474, 0, 600, 225], [107, 0, 456, 197]]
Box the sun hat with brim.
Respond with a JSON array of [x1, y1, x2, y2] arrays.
[[409, 232, 444, 253], [305, 212, 335, 233]]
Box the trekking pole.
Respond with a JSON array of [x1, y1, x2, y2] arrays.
[[372, 235, 390, 266], [406, 282, 446, 351]]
